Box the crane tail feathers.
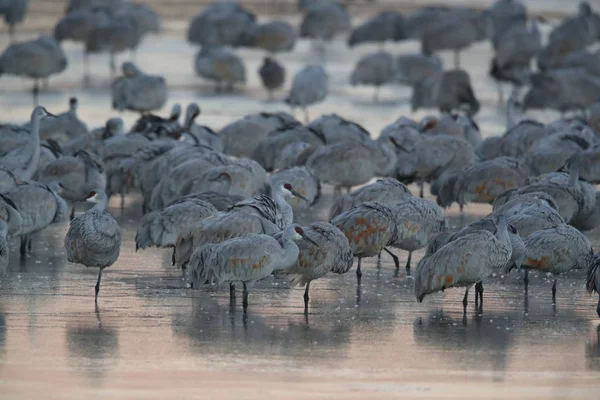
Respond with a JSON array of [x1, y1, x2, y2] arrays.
[[586, 256, 600, 294]]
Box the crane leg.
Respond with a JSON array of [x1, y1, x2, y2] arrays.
[[33, 80, 39, 106], [475, 281, 484, 309], [419, 182, 424, 198], [356, 258, 362, 284], [523, 269, 529, 293], [333, 185, 342, 198], [19, 235, 28, 255], [597, 296, 600, 318], [462, 287, 469, 313], [95, 268, 103, 303], [229, 283, 236, 299], [405, 251, 412, 271], [83, 51, 90, 86], [70, 205, 76, 221], [303, 281, 310, 310], [373, 86, 380, 103], [27, 236, 32, 252], [552, 279, 557, 304], [383, 247, 399, 269], [496, 82, 504, 106], [454, 50, 460, 69], [303, 108, 310, 124], [242, 282, 249, 311], [8, 24, 15, 43], [109, 52, 116, 80]]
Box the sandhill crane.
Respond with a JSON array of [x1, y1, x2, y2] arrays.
[[420, 113, 482, 147], [270, 167, 321, 212], [331, 202, 399, 282], [85, 14, 141, 79], [523, 69, 600, 114], [395, 54, 442, 87], [0, 0, 29, 42], [436, 157, 530, 209], [421, 10, 493, 68], [187, 1, 256, 47], [176, 191, 244, 212], [259, 57, 285, 100], [477, 119, 547, 161], [0, 36, 67, 104], [487, 0, 527, 44], [194, 46, 246, 93], [286, 65, 328, 122], [5, 181, 67, 254], [518, 225, 593, 301], [136, 198, 217, 250], [348, 11, 404, 48], [188, 224, 315, 310], [389, 197, 448, 271], [53, 7, 110, 84], [241, 21, 296, 53], [305, 137, 397, 197], [524, 129, 594, 176], [350, 51, 396, 103], [111, 62, 167, 115], [64, 189, 121, 303], [329, 178, 412, 221], [308, 114, 371, 144], [415, 215, 512, 312], [0, 221, 8, 278], [403, 6, 476, 40], [130, 103, 181, 137], [489, 18, 541, 104], [568, 191, 600, 232], [25, 98, 89, 143], [554, 49, 600, 78], [411, 69, 480, 116], [0, 106, 54, 181], [252, 125, 326, 172], [220, 112, 300, 159], [276, 222, 353, 309], [173, 183, 305, 269], [299, 1, 350, 51], [36, 150, 106, 220], [491, 195, 565, 237], [586, 253, 600, 318]]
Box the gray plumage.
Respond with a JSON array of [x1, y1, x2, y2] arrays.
[[493, 199, 565, 237], [26, 98, 89, 143], [395, 54, 442, 86], [347, 11, 404, 47], [299, 1, 350, 42], [0, 0, 29, 41], [181, 103, 222, 152], [194, 46, 246, 91], [421, 10, 493, 68], [586, 253, 600, 318], [553, 49, 600, 78], [415, 216, 512, 309], [187, 224, 308, 309], [420, 113, 482, 147], [411, 69, 480, 116], [436, 157, 530, 209], [389, 198, 448, 270], [404, 6, 476, 40], [350, 51, 396, 102], [259, 57, 285, 98], [285, 65, 328, 122], [0, 36, 67, 103], [0, 106, 53, 181], [220, 112, 300, 159], [175, 191, 244, 212], [329, 178, 411, 221], [36, 150, 106, 204], [523, 69, 600, 113], [477, 120, 547, 160], [331, 202, 399, 281], [187, 1, 256, 47], [112, 62, 167, 114], [64, 189, 121, 302], [308, 114, 370, 144], [136, 198, 217, 250], [488, 0, 527, 43], [275, 222, 353, 308], [269, 166, 321, 211], [568, 191, 600, 232], [305, 138, 397, 197], [0, 221, 8, 279], [252, 125, 326, 172], [241, 21, 295, 53]]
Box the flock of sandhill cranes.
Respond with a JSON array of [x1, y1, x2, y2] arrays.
[[2, 0, 600, 318]]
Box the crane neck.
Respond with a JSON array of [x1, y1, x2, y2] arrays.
[[91, 194, 109, 213], [377, 140, 398, 176], [495, 218, 510, 247], [277, 238, 300, 272], [272, 190, 293, 227], [23, 115, 43, 180]]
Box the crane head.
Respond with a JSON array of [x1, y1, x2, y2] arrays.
[[86, 190, 98, 202], [282, 183, 309, 202], [292, 225, 320, 247]]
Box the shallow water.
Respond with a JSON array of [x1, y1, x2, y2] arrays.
[[2, 0, 600, 398]]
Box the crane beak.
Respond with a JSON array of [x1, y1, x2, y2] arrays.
[[300, 233, 319, 247], [290, 188, 309, 202]]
